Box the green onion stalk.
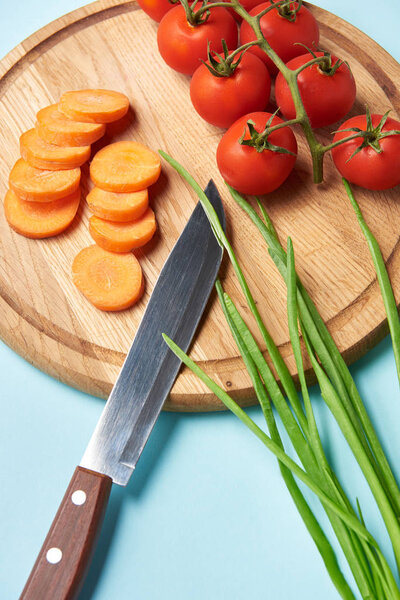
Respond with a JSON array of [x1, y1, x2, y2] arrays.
[[159, 149, 400, 600]]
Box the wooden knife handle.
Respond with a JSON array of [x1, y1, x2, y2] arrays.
[[20, 466, 112, 600]]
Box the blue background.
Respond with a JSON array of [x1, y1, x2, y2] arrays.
[[1, 1, 400, 598]]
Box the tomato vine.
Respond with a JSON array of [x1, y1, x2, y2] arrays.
[[190, 0, 368, 183]]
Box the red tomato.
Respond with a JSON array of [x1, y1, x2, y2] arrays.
[[157, 6, 238, 75], [275, 52, 356, 128], [217, 111, 297, 195], [137, 0, 173, 22], [331, 114, 400, 190], [240, 1, 319, 75], [190, 52, 271, 129]]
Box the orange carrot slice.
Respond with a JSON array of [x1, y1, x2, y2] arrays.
[[36, 104, 106, 147], [86, 187, 149, 222], [9, 159, 81, 202], [59, 89, 129, 124], [4, 188, 80, 239], [72, 245, 144, 311], [90, 141, 161, 192], [20, 129, 91, 170], [89, 207, 156, 252]]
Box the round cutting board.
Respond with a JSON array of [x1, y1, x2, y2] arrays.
[[1, 0, 400, 411]]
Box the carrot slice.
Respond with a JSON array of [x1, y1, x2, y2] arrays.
[[9, 159, 81, 202], [90, 141, 161, 192], [72, 245, 144, 311], [86, 187, 149, 222], [36, 104, 106, 147], [59, 89, 129, 124], [20, 129, 91, 170], [89, 207, 156, 252], [4, 188, 80, 239]]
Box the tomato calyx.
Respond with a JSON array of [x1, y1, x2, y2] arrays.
[[335, 107, 400, 162], [203, 40, 241, 77], [294, 44, 348, 77], [271, 0, 303, 22], [202, 40, 258, 78], [239, 113, 297, 155], [180, 0, 211, 26]]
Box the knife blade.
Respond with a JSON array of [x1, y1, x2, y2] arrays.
[[20, 180, 225, 600]]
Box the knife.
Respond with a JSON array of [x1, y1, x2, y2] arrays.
[[20, 180, 225, 600]]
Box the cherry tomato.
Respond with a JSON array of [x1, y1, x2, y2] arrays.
[[331, 114, 400, 190], [190, 52, 271, 129], [157, 5, 238, 75], [239, 1, 319, 75], [137, 0, 174, 22], [275, 52, 356, 128], [217, 111, 297, 195]]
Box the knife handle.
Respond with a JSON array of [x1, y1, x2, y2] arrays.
[[20, 466, 112, 600]]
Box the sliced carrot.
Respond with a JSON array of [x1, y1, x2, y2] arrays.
[[20, 129, 91, 171], [89, 207, 156, 252], [59, 89, 129, 124], [90, 141, 161, 192], [86, 187, 149, 222], [4, 188, 80, 239], [36, 104, 106, 147], [72, 245, 144, 311], [9, 159, 81, 202]]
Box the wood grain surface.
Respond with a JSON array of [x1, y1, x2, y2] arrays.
[[1, 0, 400, 411]]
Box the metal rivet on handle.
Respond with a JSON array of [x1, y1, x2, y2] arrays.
[[46, 547, 62, 564], [71, 490, 87, 506]]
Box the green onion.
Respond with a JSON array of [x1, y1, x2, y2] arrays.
[[159, 151, 400, 598], [227, 184, 400, 521], [221, 286, 377, 597], [162, 333, 379, 546]]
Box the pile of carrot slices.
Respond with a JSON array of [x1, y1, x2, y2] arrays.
[[4, 89, 161, 312], [87, 141, 160, 253]]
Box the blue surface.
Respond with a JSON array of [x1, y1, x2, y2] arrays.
[[1, 1, 400, 598]]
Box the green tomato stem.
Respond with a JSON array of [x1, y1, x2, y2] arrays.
[[294, 55, 328, 75], [195, 0, 234, 17], [225, 40, 261, 63], [252, 0, 291, 20], [204, 40, 262, 78], [180, 0, 197, 25], [322, 132, 363, 153], [260, 117, 301, 134]]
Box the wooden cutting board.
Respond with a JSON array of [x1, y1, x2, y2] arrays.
[[1, 0, 400, 411]]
